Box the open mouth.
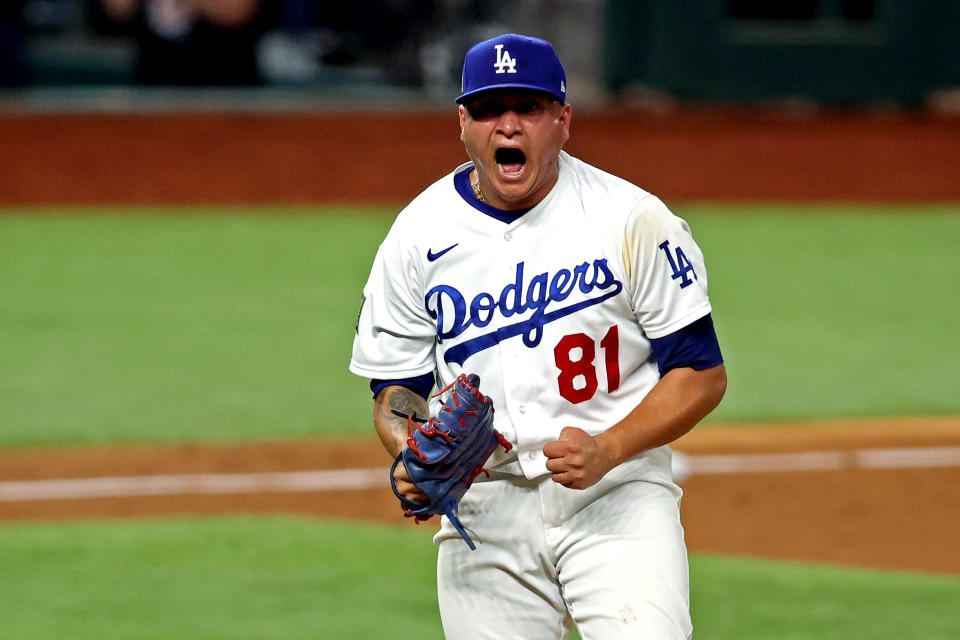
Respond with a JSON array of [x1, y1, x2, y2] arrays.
[[495, 147, 526, 176]]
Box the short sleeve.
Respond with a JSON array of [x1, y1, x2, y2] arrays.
[[622, 196, 712, 339], [349, 236, 437, 379]]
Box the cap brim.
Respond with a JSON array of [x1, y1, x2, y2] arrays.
[[456, 83, 565, 104]]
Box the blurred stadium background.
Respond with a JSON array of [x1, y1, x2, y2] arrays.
[[1, 2, 959, 639], [1, 0, 958, 109]]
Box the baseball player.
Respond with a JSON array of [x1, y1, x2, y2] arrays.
[[350, 33, 726, 639]]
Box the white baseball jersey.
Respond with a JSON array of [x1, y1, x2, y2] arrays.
[[350, 151, 712, 482]]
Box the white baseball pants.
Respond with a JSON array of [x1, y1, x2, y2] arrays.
[[435, 464, 692, 639]]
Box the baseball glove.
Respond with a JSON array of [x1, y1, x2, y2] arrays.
[[390, 373, 512, 550]]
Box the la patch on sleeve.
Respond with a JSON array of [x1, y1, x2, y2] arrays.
[[658, 240, 698, 289]]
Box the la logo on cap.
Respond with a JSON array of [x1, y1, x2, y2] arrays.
[[456, 33, 566, 104], [493, 44, 517, 74]]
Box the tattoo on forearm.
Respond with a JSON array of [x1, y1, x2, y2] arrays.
[[374, 386, 428, 456]]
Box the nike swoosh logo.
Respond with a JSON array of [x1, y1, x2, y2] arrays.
[[427, 243, 459, 262]]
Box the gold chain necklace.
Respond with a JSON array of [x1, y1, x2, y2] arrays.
[[471, 171, 486, 203]]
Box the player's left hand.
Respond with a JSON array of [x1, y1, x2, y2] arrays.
[[543, 427, 616, 490]]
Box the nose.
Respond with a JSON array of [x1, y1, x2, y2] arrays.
[[496, 110, 521, 137]]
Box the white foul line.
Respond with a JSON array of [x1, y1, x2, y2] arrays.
[[681, 446, 960, 475], [684, 451, 847, 474], [0, 468, 388, 502], [1, 446, 959, 503]]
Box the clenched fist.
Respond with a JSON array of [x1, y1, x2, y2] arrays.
[[543, 426, 617, 489]]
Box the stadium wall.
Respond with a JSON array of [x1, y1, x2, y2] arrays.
[[1, 109, 958, 206]]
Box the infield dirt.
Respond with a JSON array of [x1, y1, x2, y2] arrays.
[[2, 418, 959, 575]]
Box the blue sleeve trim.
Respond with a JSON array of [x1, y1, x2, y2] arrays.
[[370, 372, 435, 400], [649, 314, 724, 378]]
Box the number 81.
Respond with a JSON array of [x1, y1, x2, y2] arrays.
[[553, 325, 620, 404]]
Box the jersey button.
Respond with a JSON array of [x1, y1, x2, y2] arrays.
[[518, 404, 526, 413], [504, 231, 513, 241]]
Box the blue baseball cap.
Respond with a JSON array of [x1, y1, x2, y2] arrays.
[[456, 33, 566, 104]]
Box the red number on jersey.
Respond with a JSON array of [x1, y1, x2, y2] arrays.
[[554, 333, 598, 404], [600, 324, 620, 393], [553, 325, 620, 404]]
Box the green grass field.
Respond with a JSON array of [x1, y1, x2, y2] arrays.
[[0, 208, 392, 446], [1, 204, 958, 446], [0, 517, 957, 640], [2, 204, 959, 639]]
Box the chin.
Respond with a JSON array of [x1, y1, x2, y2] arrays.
[[495, 183, 533, 203]]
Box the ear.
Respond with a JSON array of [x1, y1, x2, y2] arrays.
[[558, 103, 572, 145], [458, 105, 467, 142]]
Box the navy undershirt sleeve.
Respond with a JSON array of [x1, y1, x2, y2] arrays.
[[370, 372, 435, 400], [649, 314, 724, 378]]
